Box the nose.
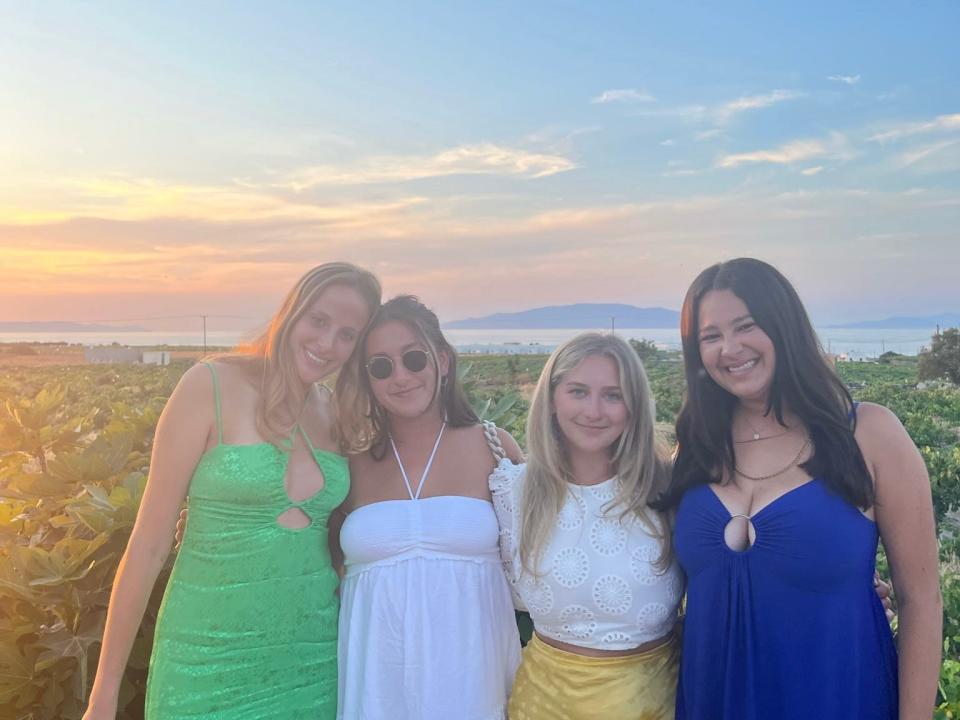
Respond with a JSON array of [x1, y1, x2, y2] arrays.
[[584, 393, 603, 419], [314, 325, 335, 351], [720, 332, 742, 357], [391, 357, 418, 383]]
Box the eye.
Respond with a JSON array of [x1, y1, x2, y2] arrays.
[[604, 391, 624, 402], [568, 387, 587, 397], [312, 315, 329, 328], [699, 333, 720, 344], [736, 321, 756, 333], [340, 329, 358, 343]]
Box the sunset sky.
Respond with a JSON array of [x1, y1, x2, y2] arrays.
[[2, 2, 958, 329]]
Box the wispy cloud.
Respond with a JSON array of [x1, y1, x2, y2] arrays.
[[591, 88, 656, 104], [0, 175, 430, 226], [715, 89, 804, 122], [869, 113, 960, 143], [801, 166, 824, 176], [719, 138, 827, 168], [718, 131, 852, 169], [277, 143, 576, 189], [659, 139, 675, 147], [828, 74, 861, 85], [896, 139, 960, 168], [695, 129, 723, 141], [635, 89, 804, 125]]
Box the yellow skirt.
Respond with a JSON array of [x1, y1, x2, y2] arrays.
[[508, 632, 679, 720]]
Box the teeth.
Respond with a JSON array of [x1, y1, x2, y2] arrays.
[[305, 348, 326, 364], [728, 359, 757, 373]]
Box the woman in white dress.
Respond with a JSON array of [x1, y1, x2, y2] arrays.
[[333, 295, 522, 720]]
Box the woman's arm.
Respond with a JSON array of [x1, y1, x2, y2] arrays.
[[856, 402, 942, 720], [84, 364, 216, 718]]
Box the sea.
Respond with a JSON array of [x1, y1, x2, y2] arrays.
[[0, 327, 939, 360]]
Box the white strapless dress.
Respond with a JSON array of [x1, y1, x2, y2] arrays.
[[337, 495, 521, 720]]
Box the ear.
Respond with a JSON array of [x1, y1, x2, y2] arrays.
[[437, 349, 451, 378]]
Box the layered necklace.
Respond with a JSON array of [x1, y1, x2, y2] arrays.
[[733, 434, 811, 482], [732, 409, 811, 481]]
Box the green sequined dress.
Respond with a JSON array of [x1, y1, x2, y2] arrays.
[[145, 364, 348, 719]]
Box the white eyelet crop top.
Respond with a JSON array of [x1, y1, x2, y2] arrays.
[[488, 458, 684, 651]]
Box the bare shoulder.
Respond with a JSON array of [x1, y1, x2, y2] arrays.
[[169, 362, 216, 408], [853, 401, 928, 497], [853, 401, 912, 455], [495, 427, 525, 463], [204, 358, 258, 393]]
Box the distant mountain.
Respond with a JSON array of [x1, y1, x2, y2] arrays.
[[445, 303, 680, 329], [0, 321, 148, 332], [828, 313, 960, 330]]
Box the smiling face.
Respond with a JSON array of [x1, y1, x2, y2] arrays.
[[364, 319, 449, 420], [552, 353, 629, 458], [697, 288, 776, 406], [286, 283, 372, 385]]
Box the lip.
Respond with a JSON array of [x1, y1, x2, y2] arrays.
[[574, 422, 610, 432], [305, 347, 332, 365], [390, 385, 424, 398], [723, 358, 759, 374]]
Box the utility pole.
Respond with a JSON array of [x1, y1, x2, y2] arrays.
[[611, 316, 615, 333], [202, 315, 207, 356]]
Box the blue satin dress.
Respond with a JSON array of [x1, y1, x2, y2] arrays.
[[674, 478, 898, 719]]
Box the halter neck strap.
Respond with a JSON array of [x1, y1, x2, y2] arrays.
[[390, 421, 446, 500]]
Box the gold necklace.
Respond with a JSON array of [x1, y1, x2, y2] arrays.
[[734, 436, 811, 482], [735, 412, 792, 443]]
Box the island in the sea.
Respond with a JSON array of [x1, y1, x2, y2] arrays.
[[445, 303, 681, 329]]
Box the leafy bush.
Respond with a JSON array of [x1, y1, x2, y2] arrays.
[[920, 328, 960, 385], [0, 366, 181, 719], [2, 357, 959, 718]]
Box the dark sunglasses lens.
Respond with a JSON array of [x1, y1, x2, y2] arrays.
[[402, 350, 429, 373], [367, 357, 393, 380]]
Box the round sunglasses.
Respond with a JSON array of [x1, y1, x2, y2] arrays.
[[365, 349, 430, 380]]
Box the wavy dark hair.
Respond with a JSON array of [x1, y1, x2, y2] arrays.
[[657, 258, 874, 510], [336, 295, 478, 458]]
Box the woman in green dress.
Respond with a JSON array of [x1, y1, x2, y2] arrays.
[[83, 262, 381, 720]]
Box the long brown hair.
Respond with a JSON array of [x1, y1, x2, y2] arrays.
[[657, 258, 873, 510], [337, 295, 478, 457], [221, 262, 381, 446]]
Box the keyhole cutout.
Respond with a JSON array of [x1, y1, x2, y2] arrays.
[[277, 506, 312, 529], [276, 430, 326, 530], [723, 513, 757, 552]]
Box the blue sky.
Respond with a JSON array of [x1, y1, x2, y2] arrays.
[[1, 1, 957, 327]]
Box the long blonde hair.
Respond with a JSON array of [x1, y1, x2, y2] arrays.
[[222, 262, 381, 447], [520, 332, 672, 574]]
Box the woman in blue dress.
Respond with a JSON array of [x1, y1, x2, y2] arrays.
[[659, 258, 941, 719]]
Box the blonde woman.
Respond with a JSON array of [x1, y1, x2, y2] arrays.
[[488, 333, 684, 719], [84, 263, 381, 720]]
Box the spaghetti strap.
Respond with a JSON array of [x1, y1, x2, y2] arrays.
[[201, 362, 223, 445], [296, 424, 317, 454]]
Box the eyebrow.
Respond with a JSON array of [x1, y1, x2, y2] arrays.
[[371, 342, 426, 356], [699, 313, 753, 332], [564, 380, 622, 391]]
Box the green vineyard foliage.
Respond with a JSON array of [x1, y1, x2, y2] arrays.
[[1, 355, 959, 718]]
